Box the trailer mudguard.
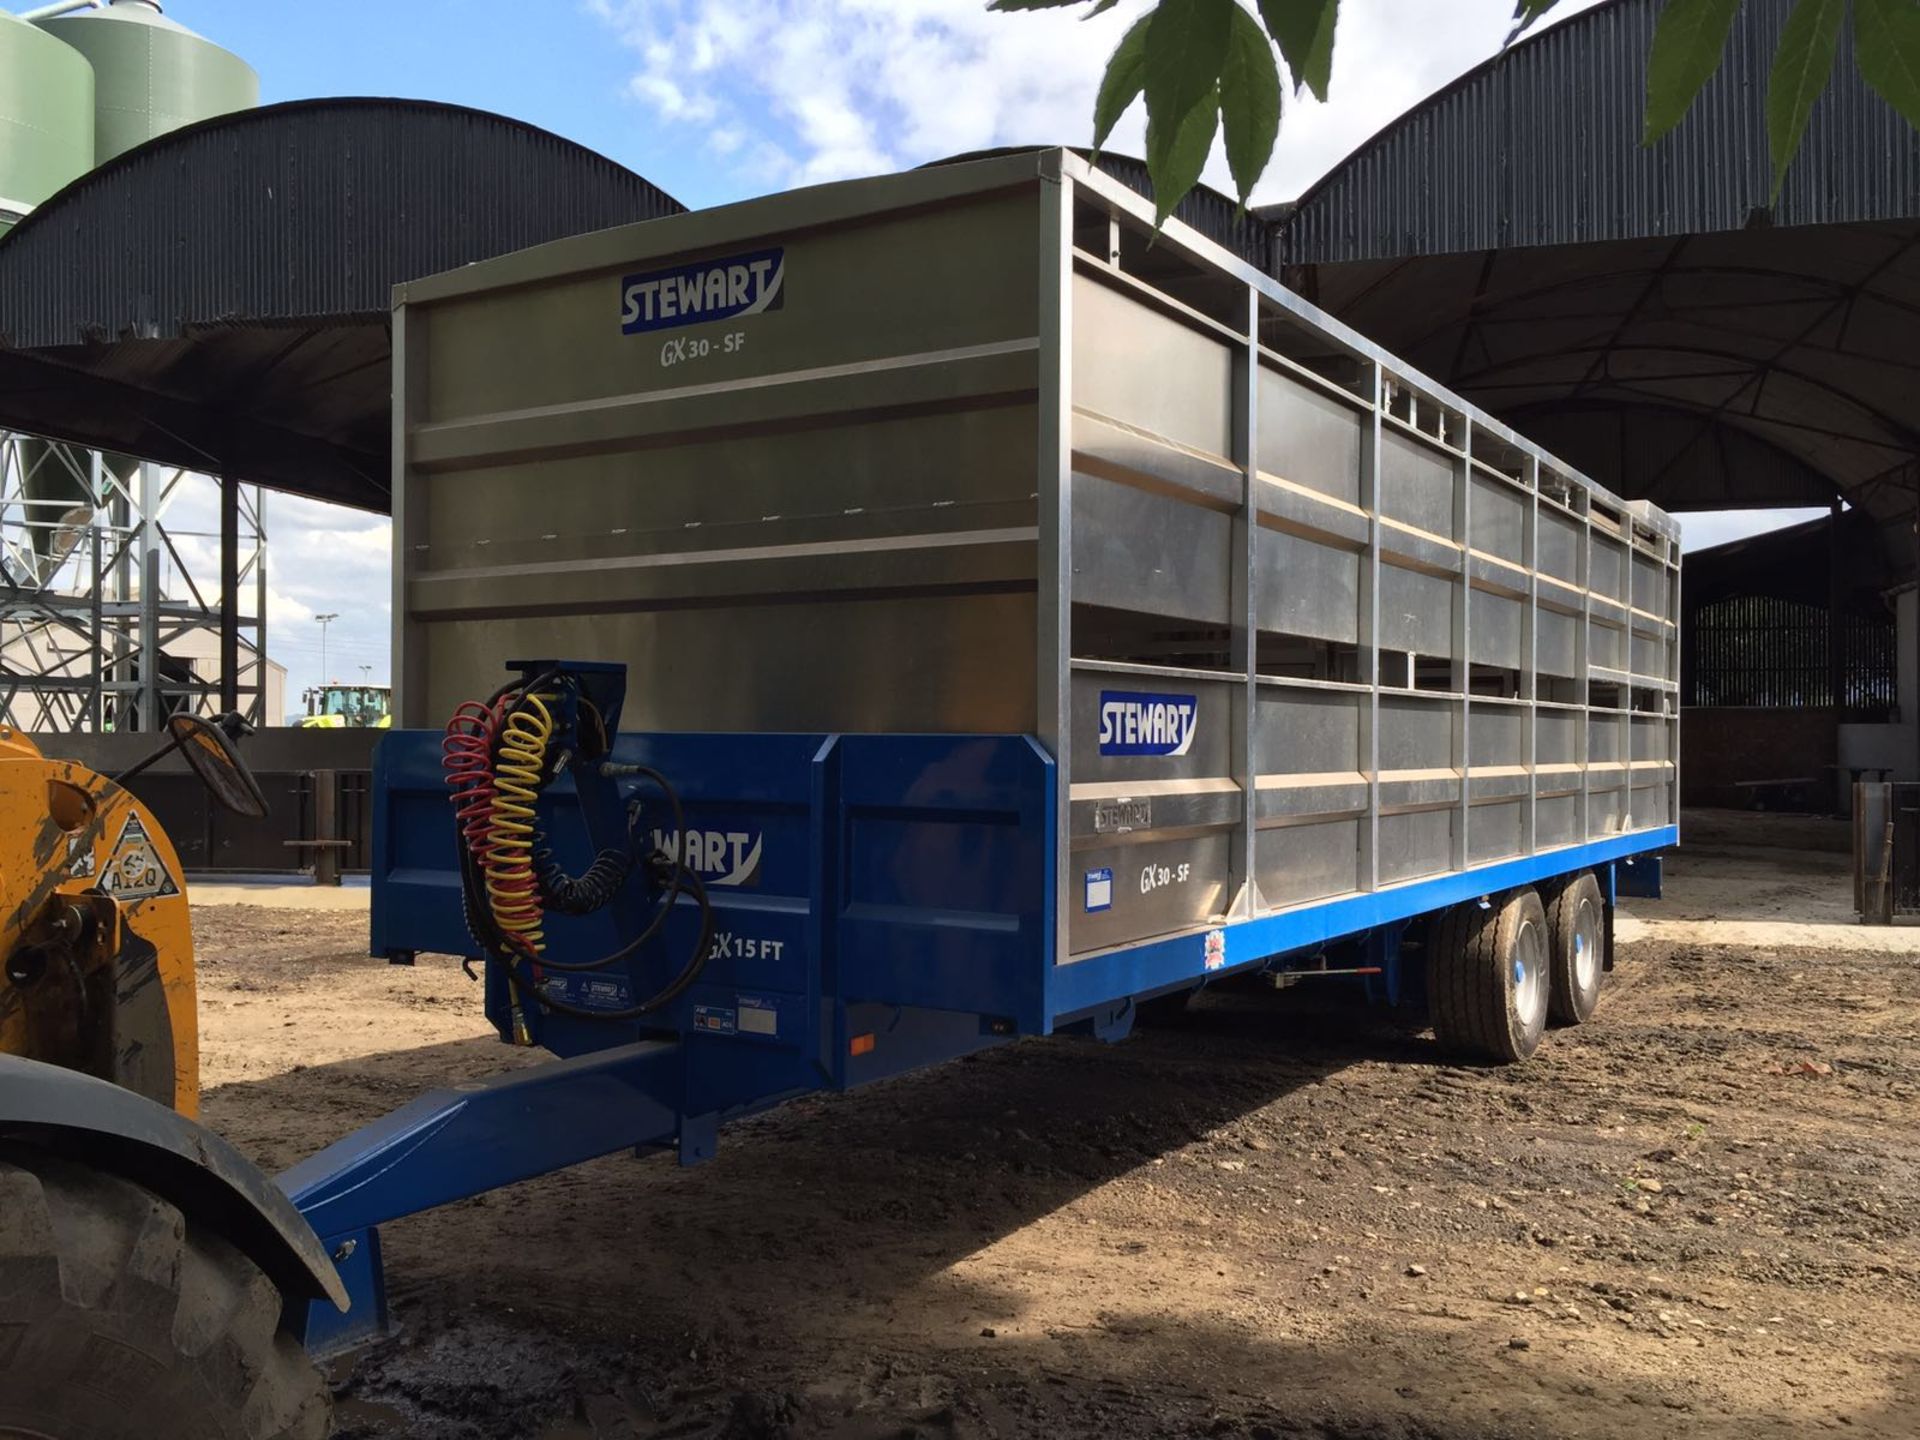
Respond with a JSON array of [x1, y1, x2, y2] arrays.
[[0, 1054, 347, 1313]]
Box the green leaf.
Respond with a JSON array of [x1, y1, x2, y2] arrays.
[[1505, 0, 1564, 45], [1083, 0, 1123, 15], [1855, 0, 1920, 132], [1257, 0, 1337, 101], [1642, 0, 1742, 144], [986, 1, 1085, 11], [1144, 0, 1234, 155], [1092, 12, 1153, 154], [1220, 5, 1282, 200], [1146, 84, 1221, 226], [1766, 0, 1846, 198]]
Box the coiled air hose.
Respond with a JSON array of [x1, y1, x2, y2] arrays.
[[486, 693, 553, 956], [441, 672, 714, 1022]]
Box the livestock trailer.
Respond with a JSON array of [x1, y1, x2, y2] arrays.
[[0, 150, 1681, 1418], [339, 145, 1679, 1344]]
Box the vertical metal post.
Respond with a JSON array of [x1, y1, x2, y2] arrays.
[[1037, 162, 1075, 960], [391, 302, 424, 726], [1618, 536, 1632, 836], [255, 487, 269, 725], [313, 770, 341, 887], [1522, 457, 1540, 855], [88, 524, 104, 732], [1359, 364, 1384, 892], [1911, 495, 1920, 781], [1577, 492, 1593, 840], [1828, 496, 1845, 715], [220, 474, 240, 714], [108, 470, 131, 731], [137, 458, 161, 731], [1451, 418, 1473, 872], [1671, 535, 1682, 834], [1230, 286, 1260, 918]]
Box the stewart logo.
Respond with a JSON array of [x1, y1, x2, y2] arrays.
[[1098, 691, 1198, 758], [652, 828, 763, 888], [620, 246, 785, 334]]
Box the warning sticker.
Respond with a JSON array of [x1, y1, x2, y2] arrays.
[[65, 835, 95, 880], [93, 812, 178, 900], [1202, 928, 1227, 971]]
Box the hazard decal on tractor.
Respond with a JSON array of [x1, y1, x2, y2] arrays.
[[93, 812, 178, 900]]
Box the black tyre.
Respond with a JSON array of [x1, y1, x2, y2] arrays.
[[0, 1149, 329, 1440], [1427, 888, 1551, 1063], [1545, 871, 1606, 1026]]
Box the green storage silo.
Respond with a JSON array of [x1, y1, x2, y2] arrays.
[[0, 9, 93, 235], [36, 0, 257, 164], [14, 2, 258, 582]]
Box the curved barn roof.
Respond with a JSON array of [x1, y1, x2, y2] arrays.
[[1272, 0, 1920, 522], [0, 98, 684, 510]]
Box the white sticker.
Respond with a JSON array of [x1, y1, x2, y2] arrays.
[[1085, 868, 1113, 913]]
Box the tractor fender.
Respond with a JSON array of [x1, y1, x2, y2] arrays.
[[0, 1054, 347, 1312]]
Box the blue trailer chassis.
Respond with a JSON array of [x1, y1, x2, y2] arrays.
[[278, 703, 1672, 1354]]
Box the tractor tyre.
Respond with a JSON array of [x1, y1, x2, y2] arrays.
[[0, 1148, 329, 1440]]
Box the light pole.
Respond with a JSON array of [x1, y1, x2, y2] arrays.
[[314, 613, 338, 688], [359, 664, 372, 684]]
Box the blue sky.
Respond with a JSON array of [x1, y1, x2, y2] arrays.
[[186, 0, 732, 211], [146, 1, 1804, 714]]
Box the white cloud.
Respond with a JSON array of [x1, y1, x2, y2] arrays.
[[589, 0, 1153, 189], [587, 0, 1606, 201]]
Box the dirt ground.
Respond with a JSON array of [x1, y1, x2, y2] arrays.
[[191, 811, 1920, 1440]]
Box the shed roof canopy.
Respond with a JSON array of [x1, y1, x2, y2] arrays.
[[1274, 0, 1920, 523], [0, 98, 683, 511]]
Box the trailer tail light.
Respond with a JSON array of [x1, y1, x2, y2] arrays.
[[849, 1033, 875, 1057]]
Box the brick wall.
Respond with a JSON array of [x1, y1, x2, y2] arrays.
[[1681, 707, 1838, 811]]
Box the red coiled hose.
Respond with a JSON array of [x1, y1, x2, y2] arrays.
[[442, 699, 501, 865]]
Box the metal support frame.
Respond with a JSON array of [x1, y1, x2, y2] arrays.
[[0, 429, 269, 732]]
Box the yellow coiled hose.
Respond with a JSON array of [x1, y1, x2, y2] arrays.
[[486, 692, 554, 957]]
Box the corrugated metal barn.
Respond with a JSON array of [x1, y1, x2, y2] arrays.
[[1268, 0, 1920, 810]]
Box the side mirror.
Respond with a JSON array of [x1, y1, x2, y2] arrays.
[[167, 714, 270, 820]]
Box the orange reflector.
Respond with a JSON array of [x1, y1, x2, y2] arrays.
[[850, 1033, 876, 1057]]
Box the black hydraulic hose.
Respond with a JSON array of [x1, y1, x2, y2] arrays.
[[599, 763, 687, 860], [487, 870, 714, 1020], [535, 844, 636, 914]]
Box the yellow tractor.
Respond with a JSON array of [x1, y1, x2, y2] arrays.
[[0, 717, 338, 1437], [297, 682, 392, 729]]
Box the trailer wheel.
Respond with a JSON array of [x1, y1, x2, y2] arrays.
[[0, 1149, 329, 1440], [1428, 888, 1550, 1063], [1545, 872, 1606, 1025]]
